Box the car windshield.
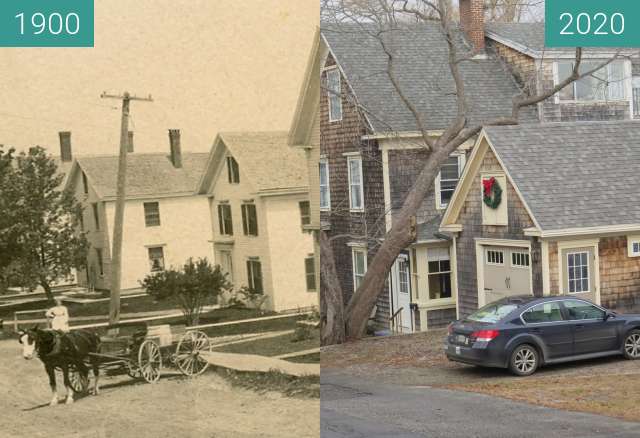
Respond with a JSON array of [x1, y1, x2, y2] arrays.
[[467, 303, 519, 323]]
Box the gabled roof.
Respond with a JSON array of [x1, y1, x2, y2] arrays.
[[486, 22, 635, 58], [321, 22, 537, 133], [198, 131, 308, 195], [444, 120, 640, 235], [67, 153, 209, 200]]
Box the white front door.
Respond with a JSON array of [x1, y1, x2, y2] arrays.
[[391, 255, 412, 333], [481, 245, 532, 305]]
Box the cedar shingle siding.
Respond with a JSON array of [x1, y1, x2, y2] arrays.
[[455, 148, 542, 317], [320, 54, 389, 327]]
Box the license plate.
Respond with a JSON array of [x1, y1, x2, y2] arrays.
[[455, 346, 461, 355], [456, 334, 467, 344]]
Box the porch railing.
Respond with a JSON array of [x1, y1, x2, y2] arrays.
[[389, 307, 404, 334]]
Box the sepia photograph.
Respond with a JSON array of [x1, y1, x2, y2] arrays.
[[0, 1, 319, 437]]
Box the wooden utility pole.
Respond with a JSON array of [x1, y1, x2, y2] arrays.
[[100, 91, 153, 324]]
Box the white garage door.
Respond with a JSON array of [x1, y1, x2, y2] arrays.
[[482, 245, 532, 304]]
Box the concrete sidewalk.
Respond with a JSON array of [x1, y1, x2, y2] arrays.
[[201, 351, 320, 377]]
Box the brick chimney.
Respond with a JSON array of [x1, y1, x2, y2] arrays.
[[459, 0, 485, 51], [59, 131, 72, 162], [127, 131, 134, 153], [168, 129, 182, 168]]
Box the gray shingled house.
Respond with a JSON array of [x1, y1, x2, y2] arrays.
[[440, 120, 640, 318]]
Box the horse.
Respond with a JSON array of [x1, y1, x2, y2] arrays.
[[18, 327, 101, 406]]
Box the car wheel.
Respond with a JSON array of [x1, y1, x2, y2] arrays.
[[623, 330, 640, 360], [509, 344, 539, 376]]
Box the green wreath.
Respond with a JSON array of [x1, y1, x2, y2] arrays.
[[482, 177, 502, 209]]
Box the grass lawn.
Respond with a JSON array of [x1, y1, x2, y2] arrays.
[[445, 373, 640, 422], [215, 368, 320, 398], [213, 330, 320, 357], [199, 313, 307, 338], [286, 352, 320, 364]]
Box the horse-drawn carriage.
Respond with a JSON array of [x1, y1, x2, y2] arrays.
[[68, 322, 211, 393]]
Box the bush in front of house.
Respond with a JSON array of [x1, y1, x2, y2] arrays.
[[141, 257, 231, 326]]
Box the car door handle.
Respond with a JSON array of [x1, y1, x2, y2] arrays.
[[575, 324, 584, 330]]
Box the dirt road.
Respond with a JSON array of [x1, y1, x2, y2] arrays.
[[2, 339, 319, 437]]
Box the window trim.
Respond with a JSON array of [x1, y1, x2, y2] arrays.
[[326, 67, 343, 122], [566, 250, 590, 294], [299, 201, 311, 227], [148, 246, 165, 272], [217, 203, 234, 236], [553, 59, 629, 104], [246, 259, 263, 294], [227, 156, 240, 184], [435, 153, 465, 210], [347, 155, 364, 212], [319, 158, 330, 211], [425, 246, 453, 302], [397, 255, 410, 295], [351, 247, 367, 293], [219, 249, 233, 283], [486, 249, 505, 266]]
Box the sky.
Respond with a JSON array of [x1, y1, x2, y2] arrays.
[[0, 0, 318, 156]]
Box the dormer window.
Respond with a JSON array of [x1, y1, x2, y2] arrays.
[[556, 60, 627, 102], [227, 156, 240, 184]]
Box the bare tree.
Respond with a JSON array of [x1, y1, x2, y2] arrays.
[[320, 0, 620, 342]]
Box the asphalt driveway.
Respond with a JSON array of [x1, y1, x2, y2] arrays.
[[321, 371, 640, 438]]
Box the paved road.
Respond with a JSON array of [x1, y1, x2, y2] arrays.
[[321, 371, 640, 438]]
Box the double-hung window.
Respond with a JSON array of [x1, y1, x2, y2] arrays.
[[241, 203, 258, 236], [227, 156, 240, 184], [398, 257, 409, 294], [299, 201, 311, 227], [218, 203, 233, 236], [428, 247, 452, 300], [326, 68, 342, 122], [347, 156, 364, 211], [352, 248, 367, 292], [319, 158, 330, 210], [305, 256, 316, 292], [436, 154, 464, 209], [144, 202, 161, 227], [556, 60, 627, 102], [247, 259, 263, 294], [148, 246, 165, 272]]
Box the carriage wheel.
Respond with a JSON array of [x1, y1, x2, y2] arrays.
[[175, 330, 211, 377], [138, 340, 162, 383], [68, 364, 90, 393], [126, 361, 141, 379]]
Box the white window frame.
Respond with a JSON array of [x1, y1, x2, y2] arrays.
[[148, 246, 166, 272], [435, 153, 465, 210], [554, 59, 630, 104], [426, 247, 453, 302], [628, 235, 640, 257], [352, 247, 367, 293], [347, 155, 364, 211], [219, 249, 233, 283], [511, 251, 530, 269], [326, 68, 343, 122], [486, 249, 504, 266], [567, 251, 590, 294], [398, 256, 409, 295], [319, 158, 330, 211]]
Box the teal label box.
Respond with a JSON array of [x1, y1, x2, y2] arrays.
[[0, 0, 94, 47], [546, 0, 640, 47]]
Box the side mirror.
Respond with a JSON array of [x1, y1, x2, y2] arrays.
[[604, 311, 616, 321]]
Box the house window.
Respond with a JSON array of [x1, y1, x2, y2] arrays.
[[486, 249, 504, 265], [305, 256, 316, 292], [319, 158, 330, 210], [148, 246, 165, 272], [92, 203, 100, 230], [217, 203, 233, 236], [398, 258, 409, 294], [556, 60, 627, 102], [219, 250, 233, 282], [428, 247, 452, 300], [567, 251, 589, 293], [628, 236, 640, 257], [299, 201, 311, 227], [143, 202, 161, 227], [241, 203, 258, 236], [227, 156, 240, 184], [96, 248, 104, 276], [347, 156, 364, 211], [326, 68, 342, 122], [511, 251, 530, 268], [246, 259, 263, 294], [82, 172, 89, 194], [436, 154, 464, 210], [352, 248, 367, 292]]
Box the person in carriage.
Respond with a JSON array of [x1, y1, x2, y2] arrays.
[[45, 296, 70, 356]]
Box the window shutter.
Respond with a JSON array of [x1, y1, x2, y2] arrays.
[[241, 205, 248, 235], [218, 205, 224, 234]]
